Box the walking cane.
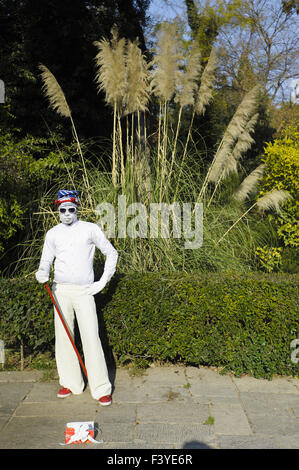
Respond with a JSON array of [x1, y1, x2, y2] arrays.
[[44, 283, 88, 380]]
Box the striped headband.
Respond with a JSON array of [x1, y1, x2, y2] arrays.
[[54, 190, 80, 206]]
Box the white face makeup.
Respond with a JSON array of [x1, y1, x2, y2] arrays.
[[59, 203, 78, 225]]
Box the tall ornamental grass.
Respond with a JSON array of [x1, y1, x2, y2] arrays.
[[12, 23, 292, 276]]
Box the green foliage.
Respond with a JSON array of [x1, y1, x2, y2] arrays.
[[0, 197, 25, 252], [259, 124, 299, 248], [0, 130, 39, 253], [186, 0, 248, 61], [0, 272, 298, 379], [281, 246, 299, 274], [0, 279, 54, 353], [255, 246, 282, 273], [102, 272, 299, 378], [0, 128, 80, 265]]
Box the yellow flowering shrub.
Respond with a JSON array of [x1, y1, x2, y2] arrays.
[[255, 246, 282, 272], [259, 124, 299, 248]]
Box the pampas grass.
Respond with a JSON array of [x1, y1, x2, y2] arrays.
[[206, 113, 259, 208], [194, 47, 217, 116], [94, 27, 127, 187], [175, 43, 202, 109], [223, 113, 259, 179], [207, 85, 259, 185], [150, 22, 182, 202], [94, 26, 127, 110], [94, 28, 152, 191], [169, 43, 202, 176], [198, 85, 259, 206], [217, 188, 292, 244], [172, 46, 217, 204], [30, 23, 284, 277], [123, 38, 151, 195], [39, 64, 91, 203], [151, 22, 181, 103], [39, 64, 71, 118], [233, 164, 266, 202], [256, 189, 292, 214], [124, 38, 150, 115]]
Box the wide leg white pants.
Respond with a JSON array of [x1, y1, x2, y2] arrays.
[[52, 283, 111, 399]]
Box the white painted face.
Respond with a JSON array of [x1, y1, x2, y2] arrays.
[[58, 202, 78, 225]]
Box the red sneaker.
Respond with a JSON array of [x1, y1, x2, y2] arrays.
[[98, 395, 112, 406], [57, 387, 72, 398]]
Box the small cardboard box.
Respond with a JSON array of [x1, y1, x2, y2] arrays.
[[64, 421, 96, 444]]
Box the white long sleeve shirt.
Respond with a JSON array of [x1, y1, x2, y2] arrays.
[[37, 220, 118, 285]]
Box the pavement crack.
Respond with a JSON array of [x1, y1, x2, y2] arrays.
[[230, 375, 255, 434]]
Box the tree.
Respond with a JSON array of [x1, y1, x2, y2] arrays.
[[216, 0, 299, 101], [0, 0, 149, 141], [282, 0, 299, 14], [185, 0, 246, 63]]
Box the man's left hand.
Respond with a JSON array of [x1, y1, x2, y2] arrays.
[[86, 279, 106, 296]]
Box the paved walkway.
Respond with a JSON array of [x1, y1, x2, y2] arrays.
[[0, 365, 298, 449]]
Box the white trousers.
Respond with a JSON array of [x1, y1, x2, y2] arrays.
[[52, 283, 111, 399]]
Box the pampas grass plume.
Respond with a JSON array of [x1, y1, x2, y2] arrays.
[[233, 164, 266, 202], [256, 189, 292, 214], [123, 38, 150, 115], [208, 86, 259, 183], [151, 22, 181, 102], [194, 47, 217, 115], [39, 64, 71, 118], [94, 26, 127, 110], [175, 43, 202, 108]]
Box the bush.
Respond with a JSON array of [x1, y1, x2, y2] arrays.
[[0, 272, 298, 379], [102, 272, 299, 378], [0, 278, 55, 355], [259, 124, 299, 249], [0, 128, 80, 271]]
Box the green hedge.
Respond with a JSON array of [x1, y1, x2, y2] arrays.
[[0, 278, 55, 352], [0, 272, 298, 379]]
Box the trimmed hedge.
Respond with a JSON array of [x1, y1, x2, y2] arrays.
[[0, 278, 55, 352], [0, 272, 298, 379]]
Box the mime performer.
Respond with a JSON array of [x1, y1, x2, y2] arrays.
[[35, 190, 118, 406]]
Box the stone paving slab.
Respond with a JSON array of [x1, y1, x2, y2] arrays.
[[0, 371, 44, 383], [248, 413, 299, 436], [134, 422, 215, 446], [136, 402, 210, 424], [14, 401, 99, 418], [185, 367, 238, 398], [239, 392, 299, 417], [0, 365, 298, 449], [0, 383, 34, 416], [210, 403, 252, 435], [0, 416, 71, 449], [217, 434, 299, 449], [232, 375, 299, 394]]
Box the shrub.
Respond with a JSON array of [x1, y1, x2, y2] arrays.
[[102, 272, 299, 378], [255, 246, 282, 272], [259, 124, 299, 249], [0, 272, 298, 379], [0, 278, 55, 355], [0, 128, 80, 268]]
